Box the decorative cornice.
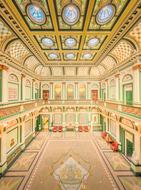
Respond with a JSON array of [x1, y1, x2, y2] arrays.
[[115, 73, 120, 78], [21, 73, 26, 78], [0, 64, 8, 71], [132, 64, 141, 71]]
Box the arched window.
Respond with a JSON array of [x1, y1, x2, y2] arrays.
[[54, 84, 61, 100], [101, 83, 106, 100], [35, 82, 39, 99], [8, 74, 19, 101], [79, 84, 86, 100], [91, 83, 99, 101], [109, 79, 116, 99], [42, 84, 49, 100], [122, 74, 133, 105], [25, 79, 31, 100], [67, 84, 74, 100]]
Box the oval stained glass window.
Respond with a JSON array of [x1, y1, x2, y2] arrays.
[[48, 53, 58, 59], [88, 38, 100, 48], [27, 4, 46, 25], [42, 38, 54, 47], [65, 38, 77, 48], [96, 4, 115, 25], [62, 3, 80, 25], [66, 53, 75, 59], [83, 53, 92, 59]]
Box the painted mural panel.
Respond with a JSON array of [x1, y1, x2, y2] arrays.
[[110, 119, 116, 137], [25, 119, 33, 137], [78, 113, 88, 124], [6, 127, 18, 152], [8, 83, 18, 101], [65, 113, 76, 124], [53, 114, 62, 124], [91, 113, 99, 124]]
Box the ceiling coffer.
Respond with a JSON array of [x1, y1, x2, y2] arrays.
[[61, 0, 82, 26]]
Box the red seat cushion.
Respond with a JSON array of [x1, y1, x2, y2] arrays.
[[111, 142, 118, 151], [101, 132, 107, 138], [53, 126, 57, 132], [58, 126, 63, 132], [79, 126, 83, 132], [84, 126, 89, 132]]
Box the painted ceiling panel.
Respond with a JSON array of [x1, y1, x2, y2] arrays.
[[35, 65, 43, 75], [89, 0, 130, 31], [0, 19, 13, 47], [77, 67, 89, 76], [90, 67, 100, 77], [65, 67, 76, 76], [54, 0, 89, 30], [101, 56, 116, 70], [0, 0, 140, 79], [5, 39, 29, 61], [128, 20, 141, 50], [14, 0, 53, 30], [40, 67, 51, 76], [51, 67, 63, 76], [110, 40, 135, 64], [24, 56, 40, 70]]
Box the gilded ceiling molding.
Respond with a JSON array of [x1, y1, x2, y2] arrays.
[[0, 64, 9, 71], [132, 64, 141, 71]]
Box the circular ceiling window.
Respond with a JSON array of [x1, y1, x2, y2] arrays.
[[48, 53, 58, 59], [65, 37, 77, 48], [96, 4, 115, 25], [88, 38, 100, 48], [41, 37, 54, 47], [66, 53, 75, 59], [83, 53, 92, 59], [26, 4, 46, 25], [62, 3, 80, 25]]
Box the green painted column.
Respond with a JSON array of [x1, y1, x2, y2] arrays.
[[39, 82, 41, 99]]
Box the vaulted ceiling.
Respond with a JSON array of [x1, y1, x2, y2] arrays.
[[0, 0, 141, 79]]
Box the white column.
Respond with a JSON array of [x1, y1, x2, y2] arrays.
[[75, 82, 78, 100], [62, 82, 66, 100], [2, 66, 8, 103], [133, 64, 141, 105], [50, 82, 53, 100], [98, 82, 101, 100], [32, 79, 35, 100], [21, 74, 26, 101], [21, 117, 26, 150], [87, 82, 91, 100], [115, 74, 120, 102], [105, 79, 109, 100]]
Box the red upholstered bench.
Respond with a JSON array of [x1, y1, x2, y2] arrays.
[[84, 126, 89, 132], [53, 126, 57, 132], [101, 131, 107, 139], [58, 126, 63, 132], [79, 126, 83, 132], [111, 142, 118, 151]]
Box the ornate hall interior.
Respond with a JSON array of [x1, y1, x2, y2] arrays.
[[0, 0, 141, 189]]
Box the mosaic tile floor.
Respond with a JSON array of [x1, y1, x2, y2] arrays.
[[119, 176, 141, 190], [9, 152, 37, 171], [104, 152, 130, 171], [0, 176, 23, 190], [0, 131, 141, 190]]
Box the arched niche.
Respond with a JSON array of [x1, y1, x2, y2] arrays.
[[8, 74, 19, 101]]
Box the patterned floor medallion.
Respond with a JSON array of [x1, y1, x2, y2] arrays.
[[52, 152, 91, 190]]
